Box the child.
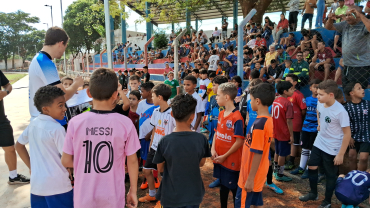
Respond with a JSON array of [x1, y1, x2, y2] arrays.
[[126, 75, 141, 98], [249, 69, 260, 81], [163, 71, 180, 102], [299, 80, 351, 208], [285, 73, 307, 170], [211, 82, 244, 208], [142, 66, 150, 83], [61, 68, 140, 208], [139, 84, 175, 206], [216, 63, 223, 75], [207, 72, 217, 102], [344, 82, 370, 171], [273, 81, 294, 182], [61, 77, 73, 89], [184, 75, 205, 133], [128, 90, 141, 131], [118, 70, 126, 89], [231, 76, 243, 108], [16, 86, 71, 207], [291, 79, 322, 178], [335, 170, 370, 208], [192, 69, 201, 91], [236, 83, 276, 208], [112, 83, 131, 116], [199, 69, 211, 106], [153, 94, 211, 208]]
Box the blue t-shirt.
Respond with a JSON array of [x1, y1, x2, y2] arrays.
[[302, 96, 318, 132], [237, 87, 242, 97], [246, 100, 272, 135], [226, 54, 237, 75], [336, 170, 370, 205]]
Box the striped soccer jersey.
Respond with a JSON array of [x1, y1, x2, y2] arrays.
[[150, 107, 176, 151]]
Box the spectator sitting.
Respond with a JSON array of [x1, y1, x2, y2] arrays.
[[214, 44, 221, 55], [133, 44, 139, 52], [273, 13, 289, 44], [291, 30, 317, 58], [280, 33, 296, 53], [262, 16, 275, 40], [246, 48, 265, 72], [303, 48, 313, 64], [265, 59, 280, 84], [254, 34, 267, 50], [244, 36, 256, 53], [230, 23, 238, 39], [210, 27, 221, 43], [166, 48, 175, 63], [199, 29, 208, 44], [287, 52, 310, 84], [223, 38, 232, 50], [170, 30, 176, 39], [250, 23, 263, 37], [276, 45, 291, 70], [168, 37, 174, 49], [309, 41, 335, 81], [163, 63, 173, 79], [263, 45, 278, 73]]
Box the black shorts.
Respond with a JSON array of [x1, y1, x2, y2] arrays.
[[293, 131, 301, 146], [143, 148, 157, 170], [274, 139, 291, 157], [300, 131, 317, 150], [317, 64, 336, 72], [289, 11, 299, 24], [0, 122, 14, 147], [350, 141, 370, 153]]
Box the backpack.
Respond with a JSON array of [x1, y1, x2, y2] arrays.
[[239, 90, 249, 120]]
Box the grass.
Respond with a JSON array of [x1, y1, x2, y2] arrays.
[[4, 73, 27, 84]]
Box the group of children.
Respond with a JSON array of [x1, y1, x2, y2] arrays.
[[13, 63, 370, 208]]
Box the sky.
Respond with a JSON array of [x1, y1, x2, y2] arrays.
[[2, 0, 367, 34]]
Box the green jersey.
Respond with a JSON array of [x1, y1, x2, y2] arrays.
[[164, 79, 180, 99]]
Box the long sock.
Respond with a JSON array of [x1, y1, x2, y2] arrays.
[[308, 169, 319, 196], [289, 156, 295, 163], [149, 189, 156, 197], [277, 165, 285, 177], [9, 170, 17, 179], [220, 184, 230, 208], [274, 161, 278, 172], [267, 166, 273, 185], [299, 148, 310, 169], [231, 188, 237, 206]]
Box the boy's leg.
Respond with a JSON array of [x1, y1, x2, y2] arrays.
[[31, 194, 48, 208], [286, 131, 301, 170], [348, 148, 358, 171], [357, 142, 370, 171], [139, 148, 158, 202], [45, 189, 74, 208], [220, 184, 230, 208], [322, 150, 339, 205]]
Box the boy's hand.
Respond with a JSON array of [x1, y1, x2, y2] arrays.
[[334, 154, 344, 166], [317, 124, 320, 131], [74, 76, 84, 87], [211, 149, 218, 160], [126, 190, 138, 208], [234, 96, 242, 103], [338, 174, 345, 178], [214, 155, 227, 164], [117, 83, 123, 92], [244, 178, 254, 192], [289, 136, 294, 144], [349, 138, 355, 148]]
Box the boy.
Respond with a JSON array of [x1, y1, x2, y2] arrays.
[[207, 72, 217, 102], [299, 80, 351, 208], [163, 71, 180, 102], [16, 86, 72, 207], [118, 70, 126, 89], [61, 68, 140, 208], [249, 69, 260, 81], [236, 83, 276, 208], [142, 66, 151, 83], [61, 77, 73, 89], [126, 75, 141, 98], [216, 63, 223, 75], [344, 82, 370, 171], [153, 94, 211, 208], [285, 73, 307, 170], [192, 69, 201, 91], [211, 83, 244, 208], [199, 69, 211, 104], [139, 84, 174, 206], [184, 75, 205, 133], [273, 81, 294, 182], [291, 79, 322, 178]]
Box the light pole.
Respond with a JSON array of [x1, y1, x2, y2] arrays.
[[45, 5, 53, 27], [43, 23, 49, 30], [34, 45, 37, 54]]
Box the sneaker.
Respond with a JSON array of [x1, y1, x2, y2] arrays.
[[265, 182, 284, 194], [155, 177, 160, 189], [140, 178, 148, 190], [200, 127, 208, 133], [8, 174, 30, 185], [301, 169, 309, 179], [284, 161, 294, 170], [209, 178, 221, 188], [318, 200, 331, 208], [290, 167, 304, 175], [154, 201, 162, 208], [275, 174, 292, 182], [318, 173, 326, 183], [273, 172, 278, 178], [138, 193, 157, 203], [299, 193, 318, 202]]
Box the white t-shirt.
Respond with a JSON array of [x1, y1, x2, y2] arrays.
[[212, 30, 221, 37], [150, 107, 176, 150], [314, 101, 350, 156], [17, 114, 72, 196], [208, 55, 220, 71], [29, 52, 61, 121], [247, 39, 256, 48], [188, 92, 205, 132], [137, 99, 157, 139]]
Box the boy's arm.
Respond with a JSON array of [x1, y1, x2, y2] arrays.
[[126, 153, 139, 208], [215, 137, 244, 164], [61, 153, 74, 168], [194, 112, 204, 131], [244, 153, 262, 192], [317, 109, 320, 131], [15, 142, 30, 170], [149, 127, 156, 148], [287, 118, 294, 144], [119, 88, 130, 111], [334, 126, 351, 165], [145, 129, 153, 141], [176, 86, 180, 95], [211, 134, 218, 160]]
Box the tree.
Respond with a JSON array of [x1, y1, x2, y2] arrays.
[[153, 30, 169, 49], [18, 30, 45, 68]]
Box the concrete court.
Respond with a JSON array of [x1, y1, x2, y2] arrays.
[[0, 75, 31, 208]]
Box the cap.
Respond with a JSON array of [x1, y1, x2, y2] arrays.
[[276, 45, 283, 50]]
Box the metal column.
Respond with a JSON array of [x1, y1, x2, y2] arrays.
[[233, 0, 238, 27], [173, 29, 187, 81], [195, 18, 198, 32], [104, 0, 113, 69], [145, 2, 152, 48], [186, 9, 191, 31], [121, 11, 126, 43]]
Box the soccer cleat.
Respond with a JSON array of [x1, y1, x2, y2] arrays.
[[265, 182, 284, 194], [209, 178, 221, 188], [155, 177, 160, 189], [299, 193, 318, 202], [318, 200, 331, 208], [200, 127, 208, 133], [8, 174, 30, 185], [318, 173, 326, 183], [273, 172, 278, 178], [138, 193, 157, 203], [154, 201, 162, 208], [284, 161, 294, 170], [275, 174, 292, 182], [301, 169, 309, 179], [140, 178, 148, 190], [290, 167, 305, 175]]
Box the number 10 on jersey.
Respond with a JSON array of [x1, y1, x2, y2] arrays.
[[83, 140, 114, 174]]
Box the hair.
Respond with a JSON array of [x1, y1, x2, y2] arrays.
[[167, 71, 174, 76], [270, 59, 277, 64], [184, 75, 197, 85], [171, 94, 197, 122], [83, 82, 89, 89], [204, 63, 209, 66], [309, 78, 322, 86], [209, 72, 216, 78], [218, 82, 238, 100], [89, 68, 118, 101], [256, 34, 262, 38], [285, 73, 299, 83], [317, 80, 338, 94], [227, 45, 234, 52], [129, 75, 140, 82], [140, 81, 155, 91], [212, 75, 229, 85], [152, 84, 172, 101], [249, 78, 263, 88], [44, 27, 69, 46], [250, 69, 260, 79], [231, 76, 242, 87], [130, 90, 141, 100], [289, 33, 295, 37], [334, 88, 344, 100], [192, 69, 200, 74], [250, 83, 275, 106], [297, 51, 303, 56], [181, 62, 185, 65], [118, 70, 122, 73], [61, 76, 73, 83], [143, 66, 148, 70], [276, 81, 293, 95], [344, 82, 358, 96], [200, 69, 208, 74], [34, 85, 65, 113], [318, 40, 325, 45]]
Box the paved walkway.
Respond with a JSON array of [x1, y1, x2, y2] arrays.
[[0, 75, 31, 208]]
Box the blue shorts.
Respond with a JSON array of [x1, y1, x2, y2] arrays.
[[140, 139, 150, 160], [275, 139, 291, 157], [31, 189, 73, 208], [213, 163, 240, 190], [235, 187, 263, 208]]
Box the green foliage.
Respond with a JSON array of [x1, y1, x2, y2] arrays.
[[18, 30, 45, 62], [153, 30, 169, 49]]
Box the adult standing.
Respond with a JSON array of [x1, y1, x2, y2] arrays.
[[222, 18, 228, 41], [326, 6, 370, 89], [273, 14, 289, 44], [316, 0, 325, 28], [0, 70, 30, 184], [301, 0, 317, 30], [28, 27, 83, 121], [288, 0, 300, 31]]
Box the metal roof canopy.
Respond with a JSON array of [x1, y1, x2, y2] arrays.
[[126, 0, 335, 26]]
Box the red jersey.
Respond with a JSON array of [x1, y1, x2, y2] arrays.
[[128, 110, 139, 126], [272, 97, 294, 141], [214, 109, 244, 171], [317, 48, 335, 65], [288, 90, 307, 132], [255, 38, 267, 48], [238, 116, 273, 193]]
